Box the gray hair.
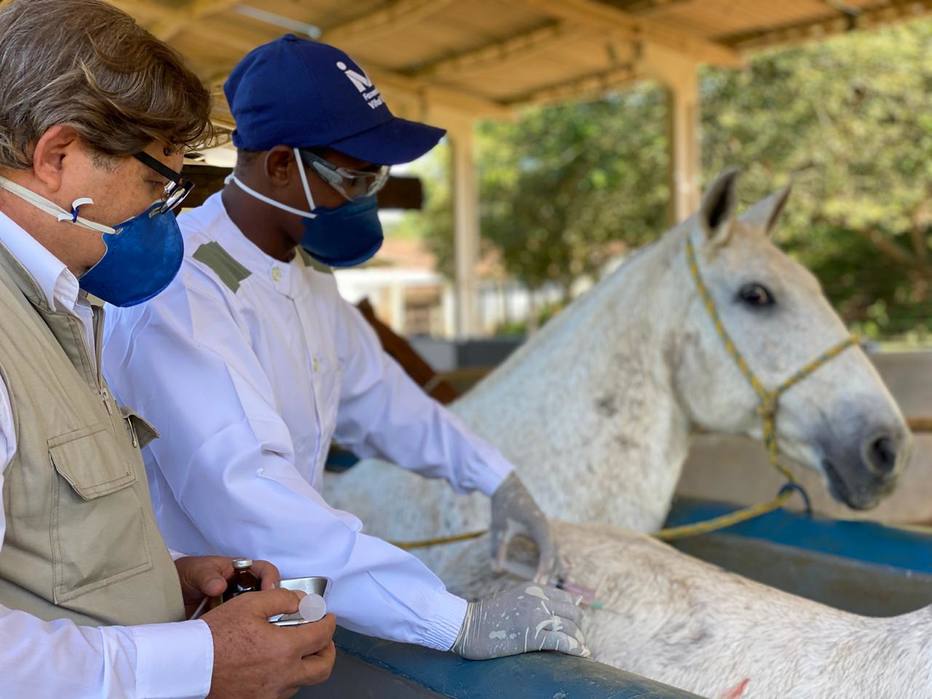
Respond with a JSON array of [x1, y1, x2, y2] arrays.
[[0, 0, 215, 169]]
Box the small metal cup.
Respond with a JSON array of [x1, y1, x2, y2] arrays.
[[280, 576, 330, 596], [269, 576, 331, 626]]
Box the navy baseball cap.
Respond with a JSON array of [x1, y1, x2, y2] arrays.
[[224, 34, 445, 165]]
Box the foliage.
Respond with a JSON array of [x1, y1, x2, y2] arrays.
[[701, 19, 932, 338], [396, 19, 931, 337], [475, 90, 670, 295]]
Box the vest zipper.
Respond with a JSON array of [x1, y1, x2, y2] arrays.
[[91, 305, 112, 416]]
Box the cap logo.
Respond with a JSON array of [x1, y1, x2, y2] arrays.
[[336, 61, 384, 109]]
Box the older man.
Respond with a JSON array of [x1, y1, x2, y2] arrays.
[[0, 2, 334, 697]]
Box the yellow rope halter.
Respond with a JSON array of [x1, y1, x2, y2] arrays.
[[653, 238, 858, 540], [392, 236, 859, 549]]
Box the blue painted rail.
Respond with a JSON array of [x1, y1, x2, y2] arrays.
[[297, 627, 701, 698], [667, 497, 932, 572], [667, 497, 932, 616]]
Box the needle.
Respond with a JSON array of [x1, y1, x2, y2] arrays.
[[190, 597, 210, 620]]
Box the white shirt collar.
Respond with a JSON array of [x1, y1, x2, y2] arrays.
[[0, 208, 82, 314]]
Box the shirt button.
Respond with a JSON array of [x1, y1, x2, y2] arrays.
[[312, 357, 320, 372], [271, 267, 282, 282]]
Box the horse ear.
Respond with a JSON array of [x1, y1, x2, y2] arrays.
[[699, 168, 739, 247], [740, 185, 792, 237]]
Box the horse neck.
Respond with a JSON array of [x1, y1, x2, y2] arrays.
[[455, 227, 698, 529]]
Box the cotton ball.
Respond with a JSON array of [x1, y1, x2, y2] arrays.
[[299, 593, 327, 622]]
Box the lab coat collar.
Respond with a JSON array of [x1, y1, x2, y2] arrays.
[[203, 192, 300, 298]]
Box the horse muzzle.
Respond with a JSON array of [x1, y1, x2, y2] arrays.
[[818, 425, 911, 510]]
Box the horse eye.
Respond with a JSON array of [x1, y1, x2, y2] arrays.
[[738, 283, 775, 308]]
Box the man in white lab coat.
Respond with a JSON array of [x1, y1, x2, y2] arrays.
[[104, 35, 588, 660]]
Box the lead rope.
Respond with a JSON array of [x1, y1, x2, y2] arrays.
[[392, 237, 859, 549]]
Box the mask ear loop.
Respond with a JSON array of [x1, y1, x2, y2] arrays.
[[224, 155, 319, 221], [222, 151, 321, 220], [59, 197, 114, 235], [0, 176, 115, 235], [63, 197, 94, 223], [292, 148, 318, 213]]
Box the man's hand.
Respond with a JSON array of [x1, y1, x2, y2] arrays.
[[490, 473, 556, 583], [451, 583, 589, 660], [204, 589, 336, 698], [175, 556, 280, 618]]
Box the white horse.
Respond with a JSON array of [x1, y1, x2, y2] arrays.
[[324, 171, 921, 696], [445, 524, 932, 698], [326, 169, 910, 573]]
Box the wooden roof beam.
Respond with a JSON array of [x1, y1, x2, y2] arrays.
[[171, 22, 511, 120], [146, 0, 242, 42], [321, 0, 456, 45], [504, 63, 639, 107], [182, 164, 424, 210], [371, 69, 513, 119], [413, 21, 593, 80], [720, 0, 932, 51], [209, 71, 509, 125], [612, 0, 694, 14], [516, 0, 742, 67]]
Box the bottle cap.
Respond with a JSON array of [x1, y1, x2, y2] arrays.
[[232, 558, 254, 570]]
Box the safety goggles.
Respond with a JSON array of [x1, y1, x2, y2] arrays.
[[133, 152, 194, 214], [298, 150, 390, 202]]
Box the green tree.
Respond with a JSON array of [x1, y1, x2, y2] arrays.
[[401, 19, 931, 337], [475, 89, 670, 298], [701, 19, 932, 337], [398, 86, 670, 297]]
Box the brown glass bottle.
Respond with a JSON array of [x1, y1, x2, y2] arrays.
[[222, 558, 260, 602]]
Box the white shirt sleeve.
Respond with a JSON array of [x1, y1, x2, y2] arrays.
[[331, 297, 513, 496], [0, 378, 215, 698], [103, 278, 468, 651], [0, 375, 15, 545]]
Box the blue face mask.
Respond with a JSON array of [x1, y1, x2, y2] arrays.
[[228, 148, 383, 268], [0, 177, 184, 307], [80, 203, 184, 307], [299, 195, 382, 268]]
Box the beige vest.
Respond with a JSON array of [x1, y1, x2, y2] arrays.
[[0, 242, 184, 626]]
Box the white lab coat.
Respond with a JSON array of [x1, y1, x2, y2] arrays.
[[103, 192, 513, 650]]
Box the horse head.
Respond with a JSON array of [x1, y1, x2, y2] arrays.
[[674, 170, 911, 510]]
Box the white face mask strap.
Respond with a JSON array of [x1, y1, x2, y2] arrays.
[[292, 148, 318, 212], [225, 170, 318, 220], [0, 175, 115, 235]]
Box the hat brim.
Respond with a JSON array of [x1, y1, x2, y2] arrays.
[[327, 116, 446, 166]]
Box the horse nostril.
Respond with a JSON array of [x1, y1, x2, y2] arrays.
[[868, 435, 898, 476]]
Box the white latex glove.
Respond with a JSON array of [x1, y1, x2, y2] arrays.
[[490, 472, 556, 583], [451, 582, 589, 660]]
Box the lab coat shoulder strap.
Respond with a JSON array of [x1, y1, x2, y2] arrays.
[[297, 247, 333, 276], [191, 241, 252, 293]]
